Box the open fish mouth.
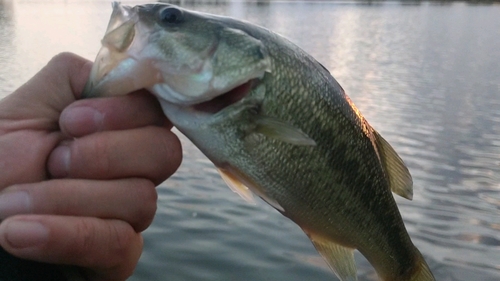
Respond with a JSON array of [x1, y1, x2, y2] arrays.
[[191, 79, 257, 114]]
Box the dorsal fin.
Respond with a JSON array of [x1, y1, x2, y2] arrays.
[[373, 130, 413, 200]]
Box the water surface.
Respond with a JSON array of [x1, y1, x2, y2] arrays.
[[1, 1, 499, 280]]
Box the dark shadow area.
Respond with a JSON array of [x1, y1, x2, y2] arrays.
[[0, 246, 70, 281]]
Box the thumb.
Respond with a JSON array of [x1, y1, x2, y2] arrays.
[[0, 53, 92, 128]]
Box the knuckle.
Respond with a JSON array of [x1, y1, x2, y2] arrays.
[[47, 52, 78, 68], [104, 222, 140, 272], [73, 219, 98, 263], [94, 141, 112, 174], [77, 221, 140, 280], [142, 179, 158, 203], [76, 136, 113, 176], [108, 222, 133, 257], [156, 131, 182, 178], [130, 179, 158, 231]]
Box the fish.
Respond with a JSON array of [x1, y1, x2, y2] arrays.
[[82, 3, 435, 281]]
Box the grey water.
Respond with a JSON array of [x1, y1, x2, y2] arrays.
[[1, 1, 499, 280]]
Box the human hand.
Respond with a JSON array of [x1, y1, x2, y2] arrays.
[[0, 53, 182, 280]]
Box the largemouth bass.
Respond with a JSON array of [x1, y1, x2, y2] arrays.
[[82, 3, 435, 280]]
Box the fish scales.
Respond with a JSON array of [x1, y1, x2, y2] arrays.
[[82, 3, 435, 281], [213, 28, 419, 276]]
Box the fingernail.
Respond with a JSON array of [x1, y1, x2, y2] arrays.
[[61, 106, 104, 135], [1, 220, 49, 249], [48, 144, 70, 178], [0, 191, 31, 220]]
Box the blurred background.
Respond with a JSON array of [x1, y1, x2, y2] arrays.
[[1, 1, 499, 280]]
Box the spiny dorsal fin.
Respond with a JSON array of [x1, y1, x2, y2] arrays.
[[304, 230, 358, 281], [373, 130, 413, 200], [254, 117, 316, 146]]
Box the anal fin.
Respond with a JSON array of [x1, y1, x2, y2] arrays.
[[304, 230, 358, 281]]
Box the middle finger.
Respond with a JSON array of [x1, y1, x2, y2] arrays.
[[60, 91, 171, 137], [47, 126, 182, 184]]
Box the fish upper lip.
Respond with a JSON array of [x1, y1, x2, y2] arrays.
[[190, 79, 258, 114]]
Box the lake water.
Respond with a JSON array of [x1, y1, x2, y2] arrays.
[[1, 1, 500, 280]]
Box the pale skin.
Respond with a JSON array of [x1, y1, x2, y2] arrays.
[[0, 53, 182, 280]]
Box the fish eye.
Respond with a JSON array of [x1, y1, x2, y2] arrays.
[[159, 7, 184, 25]]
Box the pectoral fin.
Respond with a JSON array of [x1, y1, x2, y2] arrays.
[[254, 117, 316, 146], [373, 130, 413, 200], [304, 231, 358, 281]]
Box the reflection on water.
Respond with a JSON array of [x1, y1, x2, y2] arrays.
[[0, 1, 499, 280]]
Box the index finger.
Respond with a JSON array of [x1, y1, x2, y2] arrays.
[[59, 91, 171, 137]]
